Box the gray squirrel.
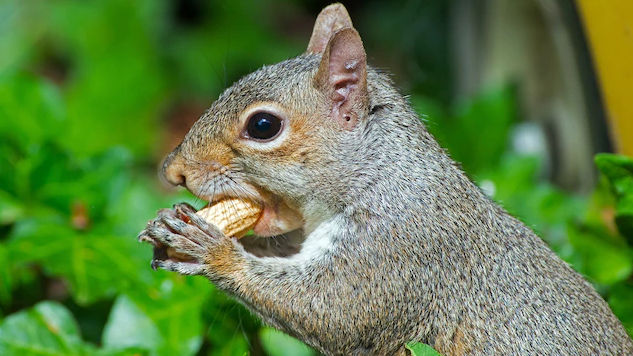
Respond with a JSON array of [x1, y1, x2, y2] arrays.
[[138, 4, 633, 355]]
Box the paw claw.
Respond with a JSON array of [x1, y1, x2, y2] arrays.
[[137, 229, 147, 241], [138, 230, 157, 245]]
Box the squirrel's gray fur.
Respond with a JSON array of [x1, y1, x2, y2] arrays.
[[139, 4, 633, 355]]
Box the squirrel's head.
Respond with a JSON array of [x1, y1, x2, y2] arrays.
[[162, 4, 373, 236]]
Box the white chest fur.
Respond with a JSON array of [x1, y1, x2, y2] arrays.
[[258, 214, 343, 266]]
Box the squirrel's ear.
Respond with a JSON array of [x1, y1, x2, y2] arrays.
[[315, 27, 368, 130], [307, 3, 353, 54]]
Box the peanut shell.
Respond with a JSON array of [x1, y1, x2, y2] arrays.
[[196, 198, 261, 238]]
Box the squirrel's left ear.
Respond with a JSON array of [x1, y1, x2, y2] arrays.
[[314, 28, 368, 130], [307, 4, 353, 54]]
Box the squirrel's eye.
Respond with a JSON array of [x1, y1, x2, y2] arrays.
[[245, 112, 283, 140]]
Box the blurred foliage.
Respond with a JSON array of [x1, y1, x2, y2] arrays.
[[595, 154, 633, 244], [0, 0, 631, 355]]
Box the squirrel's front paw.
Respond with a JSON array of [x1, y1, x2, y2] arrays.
[[138, 203, 234, 276]]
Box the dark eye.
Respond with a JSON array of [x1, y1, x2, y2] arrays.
[[246, 112, 283, 140]]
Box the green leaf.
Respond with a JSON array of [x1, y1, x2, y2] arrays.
[[0, 74, 66, 150], [7, 216, 153, 304], [595, 154, 633, 244], [566, 225, 633, 285], [27, 146, 134, 219], [259, 327, 315, 356], [0, 244, 10, 306], [103, 295, 162, 351], [0, 1, 39, 75], [0, 301, 85, 355], [0, 190, 24, 225], [0, 301, 148, 356], [95, 347, 149, 356], [595, 154, 633, 184], [124, 277, 214, 356], [405, 342, 442, 356]]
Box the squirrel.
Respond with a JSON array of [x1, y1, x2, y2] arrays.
[[138, 4, 633, 355]]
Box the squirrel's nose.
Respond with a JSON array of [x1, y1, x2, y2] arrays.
[[161, 149, 187, 187]]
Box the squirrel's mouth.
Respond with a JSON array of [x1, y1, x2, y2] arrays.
[[198, 183, 302, 237], [196, 184, 305, 258]]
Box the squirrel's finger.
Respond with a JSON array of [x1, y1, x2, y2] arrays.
[[145, 228, 205, 260], [152, 260, 206, 275], [174, 204, 225, 238], [137, 229, 159, 245], [146, 219, 198, 245], [161, 213, 223, 246]]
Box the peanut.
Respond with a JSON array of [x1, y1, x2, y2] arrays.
[[196, 198, 262, 238]]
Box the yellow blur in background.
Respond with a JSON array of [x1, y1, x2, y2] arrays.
[[578, 0, 633, 157]]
